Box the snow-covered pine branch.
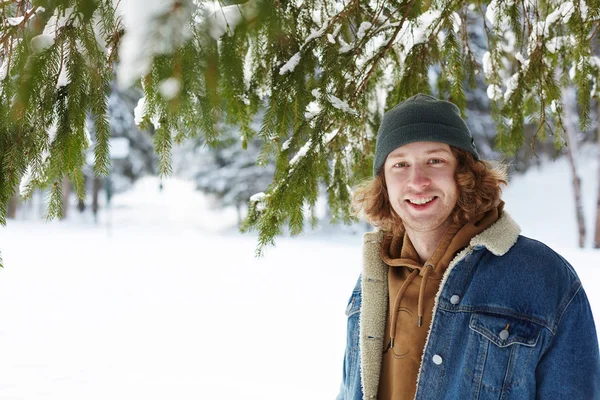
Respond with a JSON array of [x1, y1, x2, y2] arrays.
[[0, 0, 598, 261]]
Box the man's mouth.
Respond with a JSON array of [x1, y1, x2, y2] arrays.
[[407, 196, 436, 205]]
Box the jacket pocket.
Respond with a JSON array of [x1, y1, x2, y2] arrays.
[[465, 312, 542, 393]]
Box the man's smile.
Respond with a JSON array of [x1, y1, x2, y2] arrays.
[[406, 196, 436, 205]]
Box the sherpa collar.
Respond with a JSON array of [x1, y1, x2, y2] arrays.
[[358, 211, 521, 399]]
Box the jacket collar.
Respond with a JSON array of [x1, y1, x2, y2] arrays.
[[467, 211, 520, 256], [363, 211, 521, 257], [359, 211, 521, 398]]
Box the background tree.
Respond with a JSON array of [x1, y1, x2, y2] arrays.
[[193, 135, 274, 225], [0, 0, 599, 263]]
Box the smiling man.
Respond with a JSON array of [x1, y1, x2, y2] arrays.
[[336, 94, 600, 400]]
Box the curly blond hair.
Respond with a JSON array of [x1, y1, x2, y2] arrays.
[[352, 147, 508, 236]]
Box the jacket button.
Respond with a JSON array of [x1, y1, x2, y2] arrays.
[[450, 295, 461, 304], [499, 329, 509, 340], [432, 354, 443, 365]]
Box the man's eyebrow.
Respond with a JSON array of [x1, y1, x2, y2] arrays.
[[387, 148, 451, 158]]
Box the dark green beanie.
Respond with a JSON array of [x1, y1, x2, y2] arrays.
[[373, 93, 479, 175]]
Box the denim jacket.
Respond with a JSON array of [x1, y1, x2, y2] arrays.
[[337, 213, 600, 400]]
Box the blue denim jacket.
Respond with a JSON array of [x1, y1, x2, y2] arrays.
[[337, 213, 600, 399]]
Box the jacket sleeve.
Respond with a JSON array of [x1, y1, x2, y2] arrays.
[[535, 284, 600, 399], [336, 275, 363, 400]]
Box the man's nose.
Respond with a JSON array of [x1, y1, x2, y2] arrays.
[[407, 165, 431, 189]]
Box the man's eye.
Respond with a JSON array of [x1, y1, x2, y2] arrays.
[[428, 158, 442, 164]]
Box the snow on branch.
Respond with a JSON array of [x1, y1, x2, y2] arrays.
[[117, 0, 193, 88], [279, 52, 301, 75], [290, 139, 313, 166], [327, 94, 357, 116]]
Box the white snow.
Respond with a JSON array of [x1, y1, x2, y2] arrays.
[[558, 2, 575, 23], [249, 192, 266, 203], [450, 12, 462, 32], [0, 58, 8, 80], [18, 165, 34, 197], [328, 94, 357, 115], [281, 137, 292, 151], [546, 35, 574, 53], [486, 84, 503, 101], [158, 77, 181, 99], [84, 126, 92, 147], [331, 23, 342, 39], [290, 139, 312, 166], [117, 0, 169, 88], [1, 146, 599, 399], [56, 65, 70, 88], [243, 43, 253, 91], [514, 52, 528, 66], [338, 42, 353, 54], [47, 122, 58, 143], [42, 7, 78, 37], [482, 51, 493, 77], [134, 97, 148, 126], [7, 16, 24, 26], [411, 10, 441, 47], [357, 22, 373, 40], [322, 129, 339, 145], [116, 0, 191, 89], [569, 64, 577, 80], [249, 192, 268, 212], [485, 0, 513, 29], [206, 4, 246, 40], [133, 97, 160, 130], [580, 0, 589, 20], [502, 31, 517, 54], [304, 100, 321, 120], [279, 52, 301, 75], [30, 34, 55, 54], [504, 72, 520, 102], [389, 9, 446, 63], [302, 26, 327, 47]]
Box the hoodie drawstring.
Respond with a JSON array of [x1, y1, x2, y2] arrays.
[[417, 264, 434, 327], [386, 268, 419, 351], [385, 264, 435, 351]]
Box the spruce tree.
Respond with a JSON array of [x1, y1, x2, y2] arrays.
[[0, 0, 598, 262]]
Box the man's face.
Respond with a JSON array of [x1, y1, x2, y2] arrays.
[[383, 141, 459, 235]]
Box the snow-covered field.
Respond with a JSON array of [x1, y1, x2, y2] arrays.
[[0, 148, 598, 399]]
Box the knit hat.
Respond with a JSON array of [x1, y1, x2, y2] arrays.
[[373, 94, 479, 175]]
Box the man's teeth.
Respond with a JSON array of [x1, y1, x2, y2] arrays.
[[409, 197, 435, 205]]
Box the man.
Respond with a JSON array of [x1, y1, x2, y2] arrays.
[[337, 94, 600, 399]]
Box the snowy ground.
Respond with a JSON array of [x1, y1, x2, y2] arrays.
[[0, 148, 598, 399]]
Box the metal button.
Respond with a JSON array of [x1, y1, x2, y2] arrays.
[[432, 354, 443, 365], [450, 295, 461, 305], [499, 329, 509, 340]]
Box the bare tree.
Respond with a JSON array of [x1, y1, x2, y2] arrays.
[[594, 101, 600, 248], [563, 88, 586, 248]]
